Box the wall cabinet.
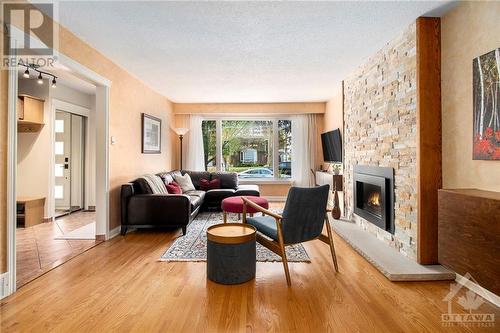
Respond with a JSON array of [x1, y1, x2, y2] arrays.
[[18, 94, 45, 132]]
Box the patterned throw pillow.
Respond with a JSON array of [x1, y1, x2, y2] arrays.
[[199, 178, 221, 191], [174, 173, 196, 192], [166, 181, 182, 194]]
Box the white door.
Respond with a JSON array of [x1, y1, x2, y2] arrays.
[[55, 111, 71, 211]]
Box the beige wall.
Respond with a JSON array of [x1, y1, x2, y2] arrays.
[[57, 26, 175, 229], [323, 86, 343, 134], [441, 2, 500, 192], [0, 8, 175, 271], [174, 102, 325, 115], [322, 85, 344, 167]]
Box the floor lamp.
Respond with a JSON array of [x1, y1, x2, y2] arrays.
[[173, 128, 189, 170]]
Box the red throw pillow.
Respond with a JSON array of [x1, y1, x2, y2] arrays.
[[200, 178, 221, 191], [166, 181, 182, 194]]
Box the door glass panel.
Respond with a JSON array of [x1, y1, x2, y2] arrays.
[[55, 185, 64, 199], [55, 142, 64, 155], [55, 164, 64, 177], [55, 119, 64, 133]]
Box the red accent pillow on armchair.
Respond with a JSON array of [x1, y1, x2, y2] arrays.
[[166, 181, 182, 194], [199, 178, 221, 191]]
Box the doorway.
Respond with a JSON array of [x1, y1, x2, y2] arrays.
[[54, 111, 86, 217]]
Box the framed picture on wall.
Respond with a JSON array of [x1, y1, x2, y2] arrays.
[[142, 113, 161, 154], [472, 48, 500, 160]]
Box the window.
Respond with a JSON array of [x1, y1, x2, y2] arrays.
[[202, 120, 216, 172], [202, 119, 292, 180]]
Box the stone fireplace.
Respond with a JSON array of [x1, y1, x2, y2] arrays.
[[343, 22, 418, 260], [353, 165, 394, 234]]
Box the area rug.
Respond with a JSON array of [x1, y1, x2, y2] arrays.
[[160, 212, 310, 262], [54, 222, 96, 240]]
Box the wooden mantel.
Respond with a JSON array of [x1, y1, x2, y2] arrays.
[[416, 17, 442, 264]]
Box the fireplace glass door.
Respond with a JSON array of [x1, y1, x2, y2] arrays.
[[359, 183, 382, 218]]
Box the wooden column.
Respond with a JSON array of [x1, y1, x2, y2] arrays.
[[416, 17, 442, 264]]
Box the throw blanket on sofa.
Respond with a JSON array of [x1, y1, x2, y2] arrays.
[[142, 174, 167, 194]]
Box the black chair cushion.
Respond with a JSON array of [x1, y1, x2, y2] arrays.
[[281, 185, 330, 244]]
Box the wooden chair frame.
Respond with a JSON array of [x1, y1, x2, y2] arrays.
[[242, 197, 339, 286]]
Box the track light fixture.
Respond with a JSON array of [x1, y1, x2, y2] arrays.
[[18, 62, 58, 88]]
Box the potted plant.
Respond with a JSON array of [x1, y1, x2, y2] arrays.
[[331, 163, 342, 175]]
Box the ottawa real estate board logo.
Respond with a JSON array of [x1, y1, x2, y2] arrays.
[[442, 273, 496, 328], [2, 2, 58, 69]]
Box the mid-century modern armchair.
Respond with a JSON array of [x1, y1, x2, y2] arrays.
[[242, 185, 339, 286]]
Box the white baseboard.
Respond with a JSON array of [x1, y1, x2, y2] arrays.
[[0, 272, 10, 299], [264, 196, 286, 202], [108, 226, 121, 240], [455, 273, 500, 308]]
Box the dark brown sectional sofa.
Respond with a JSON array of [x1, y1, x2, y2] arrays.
[[120, 170, 260, 235]]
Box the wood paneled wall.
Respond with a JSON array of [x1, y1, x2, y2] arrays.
[[416, 17, 442, 264]]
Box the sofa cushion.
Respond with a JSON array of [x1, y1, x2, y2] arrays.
[[183, 170, 211, 189], [158, 172, 174, 185], [205, 188, 235, 202], [142, 175, 168, 194], [134, 178, 153, 194], [235, 184, 260, 197], [174, 173, 196, 192], [200, 178, 221, 191], [166, 181, 182, 194], [184, 190, 206, 201], [211, 172, 238, 190], [188, 195, 203, 211]]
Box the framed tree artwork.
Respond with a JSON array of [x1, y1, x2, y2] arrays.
[[473, 48, 500, 160], [142, 113, 161, 154]]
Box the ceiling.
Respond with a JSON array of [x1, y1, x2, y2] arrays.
[[52, 1, 455, 103], [18, 62, 96, 95]]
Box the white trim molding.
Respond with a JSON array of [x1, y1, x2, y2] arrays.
[[108, 226, 122, 240], [4, 24, 112, 299], [0, 272, 10, 299], [6, 39, 18, 297], [49, 99, 93, 216]]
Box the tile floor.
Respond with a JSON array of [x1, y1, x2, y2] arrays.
[[16, 211, 101, 288]]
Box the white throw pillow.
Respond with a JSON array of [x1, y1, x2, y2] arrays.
[[174, 173, 195, 192]]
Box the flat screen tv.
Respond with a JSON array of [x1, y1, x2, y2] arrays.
[[321, 129, 342, 162]]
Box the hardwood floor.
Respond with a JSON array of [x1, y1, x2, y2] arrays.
[[2, 208, 499, 332], [16, 211, 101, 287]]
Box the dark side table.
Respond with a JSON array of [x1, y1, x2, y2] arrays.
[[207, 223, 256, 284]]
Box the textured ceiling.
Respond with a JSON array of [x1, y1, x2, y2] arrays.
[[54, 1, 455, 103]]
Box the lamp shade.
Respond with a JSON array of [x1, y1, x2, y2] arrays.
[[173, 128, 189, 136]]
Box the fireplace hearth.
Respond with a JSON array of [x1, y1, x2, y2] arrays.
[[353, 165, 394, 234]]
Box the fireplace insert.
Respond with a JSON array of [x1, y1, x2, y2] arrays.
[[353, 165, 394, 234]]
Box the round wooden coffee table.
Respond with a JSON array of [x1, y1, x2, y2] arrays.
[[207, 223, 256, 284]]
